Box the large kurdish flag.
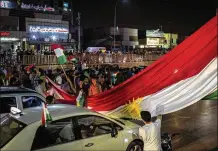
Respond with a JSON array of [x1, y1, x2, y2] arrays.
[[54, 15, 217, 119], [87, 15, 218, 118], [51, 44, 67, 64]]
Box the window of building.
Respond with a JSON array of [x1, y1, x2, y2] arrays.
[[31, 118, 76, 150], [0, 97, 16, 114], [129, 36, 138, 41], [111, 35, 122, 41], [76, 115, 122, 139], [21, 96, 42, 109]]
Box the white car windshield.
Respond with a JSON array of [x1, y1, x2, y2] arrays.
[[0, 115, 26, 148]]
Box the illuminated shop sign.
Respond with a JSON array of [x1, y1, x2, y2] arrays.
[[29, 26, 68, 34], [0, 0, 17, 9], [0, 37, 19, 41], [147, 38, 160, 45], [28, 25, 69, 42], [0, 31, 10, 36], [146, 30, 164, 38], [21, 3, 55, 12]]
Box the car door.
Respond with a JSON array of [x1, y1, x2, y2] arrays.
[[76, 115, 124, 151], [0, 96, 17, 114], [20, 95, 43, 110], [31, 117, 83, 151]]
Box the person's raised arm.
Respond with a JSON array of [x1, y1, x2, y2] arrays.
[[152, 105, 164, 122]]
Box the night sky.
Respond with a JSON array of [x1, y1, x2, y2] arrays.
[[72, 0, 217, 35]]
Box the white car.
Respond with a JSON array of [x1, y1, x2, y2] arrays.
[[0, 86, 45, 118], [1, 104, 143, 151]]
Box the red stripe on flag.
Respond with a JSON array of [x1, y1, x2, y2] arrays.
[[51, 44, 64, 51], [41, 105, 46, 126], [46, 77, 76, 104]]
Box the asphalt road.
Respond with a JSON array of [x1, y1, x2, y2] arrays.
[[131, 100, 217, 151], [161, 100, 217, 151]]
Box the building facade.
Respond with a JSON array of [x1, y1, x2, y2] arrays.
[[138, 29, 178, 49], [0, 0, 75, 52], [83, 27, 139, 51]]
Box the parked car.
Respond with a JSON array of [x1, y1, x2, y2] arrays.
[[0, 86, 45, 118], [0, 104, 143, 151]]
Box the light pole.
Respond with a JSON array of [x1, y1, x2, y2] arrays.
[[113, 0, 128, 51]]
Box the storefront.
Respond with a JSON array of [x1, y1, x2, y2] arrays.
[[25, 18, 74, 51], [163, 33, 178, 49], [146, 30, 165, 48], [0, 31, 25, 50]]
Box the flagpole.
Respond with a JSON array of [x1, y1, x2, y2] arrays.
[[60, 64, 67, 78], [60, 64, 76, 94]]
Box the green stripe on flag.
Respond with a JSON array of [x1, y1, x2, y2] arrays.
[[58, 55, 67, 64], [202, 89, 218, 100], [45, 108, 52, 122], [46, 113, 52, 122]]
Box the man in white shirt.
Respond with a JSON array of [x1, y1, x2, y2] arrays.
[[139, 111, 162, 151], [55, 69, 63, 86]]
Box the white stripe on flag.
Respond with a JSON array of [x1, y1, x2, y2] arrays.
[[102, 58, 217, 117], [54, 48, 64, 57]]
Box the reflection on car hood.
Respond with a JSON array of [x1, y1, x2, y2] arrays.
[[0, 113, 8, 124]]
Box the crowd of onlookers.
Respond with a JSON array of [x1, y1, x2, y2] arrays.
[[0, 45, 170, 106], [0, 45, 170, 64], [0, 63, 146, 106], [0, 63, 146, 98]]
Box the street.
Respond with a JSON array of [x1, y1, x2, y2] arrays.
[[162, 100, 217, 151]]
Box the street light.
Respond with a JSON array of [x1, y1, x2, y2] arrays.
[[113, 0, 128, 51]]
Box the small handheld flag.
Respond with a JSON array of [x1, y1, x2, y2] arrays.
[[41, 103, 52, 127], [51, 44, 67, 65]]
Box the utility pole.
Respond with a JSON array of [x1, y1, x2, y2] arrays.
[[77, 12, 81, 52]]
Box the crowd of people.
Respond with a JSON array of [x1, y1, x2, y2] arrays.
[[0, 48, 166, 151], [0, 62, 146, 106], [0, 45, 169, 65]]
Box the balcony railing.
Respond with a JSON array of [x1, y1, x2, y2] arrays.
[[2, 53, 162, 65]]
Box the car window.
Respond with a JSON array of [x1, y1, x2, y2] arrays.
[[0, 97, 17, 113], [0, 115, 26, 148], [76, 115, 122, 139], [21, 96, 42, 109], [31, 118, 76, 150]]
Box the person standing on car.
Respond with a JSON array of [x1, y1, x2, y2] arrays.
[[139, 111, 162, 151]]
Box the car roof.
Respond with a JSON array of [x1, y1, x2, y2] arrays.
[[13, 104, 95, 125], [0, 86, 37, 94]]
